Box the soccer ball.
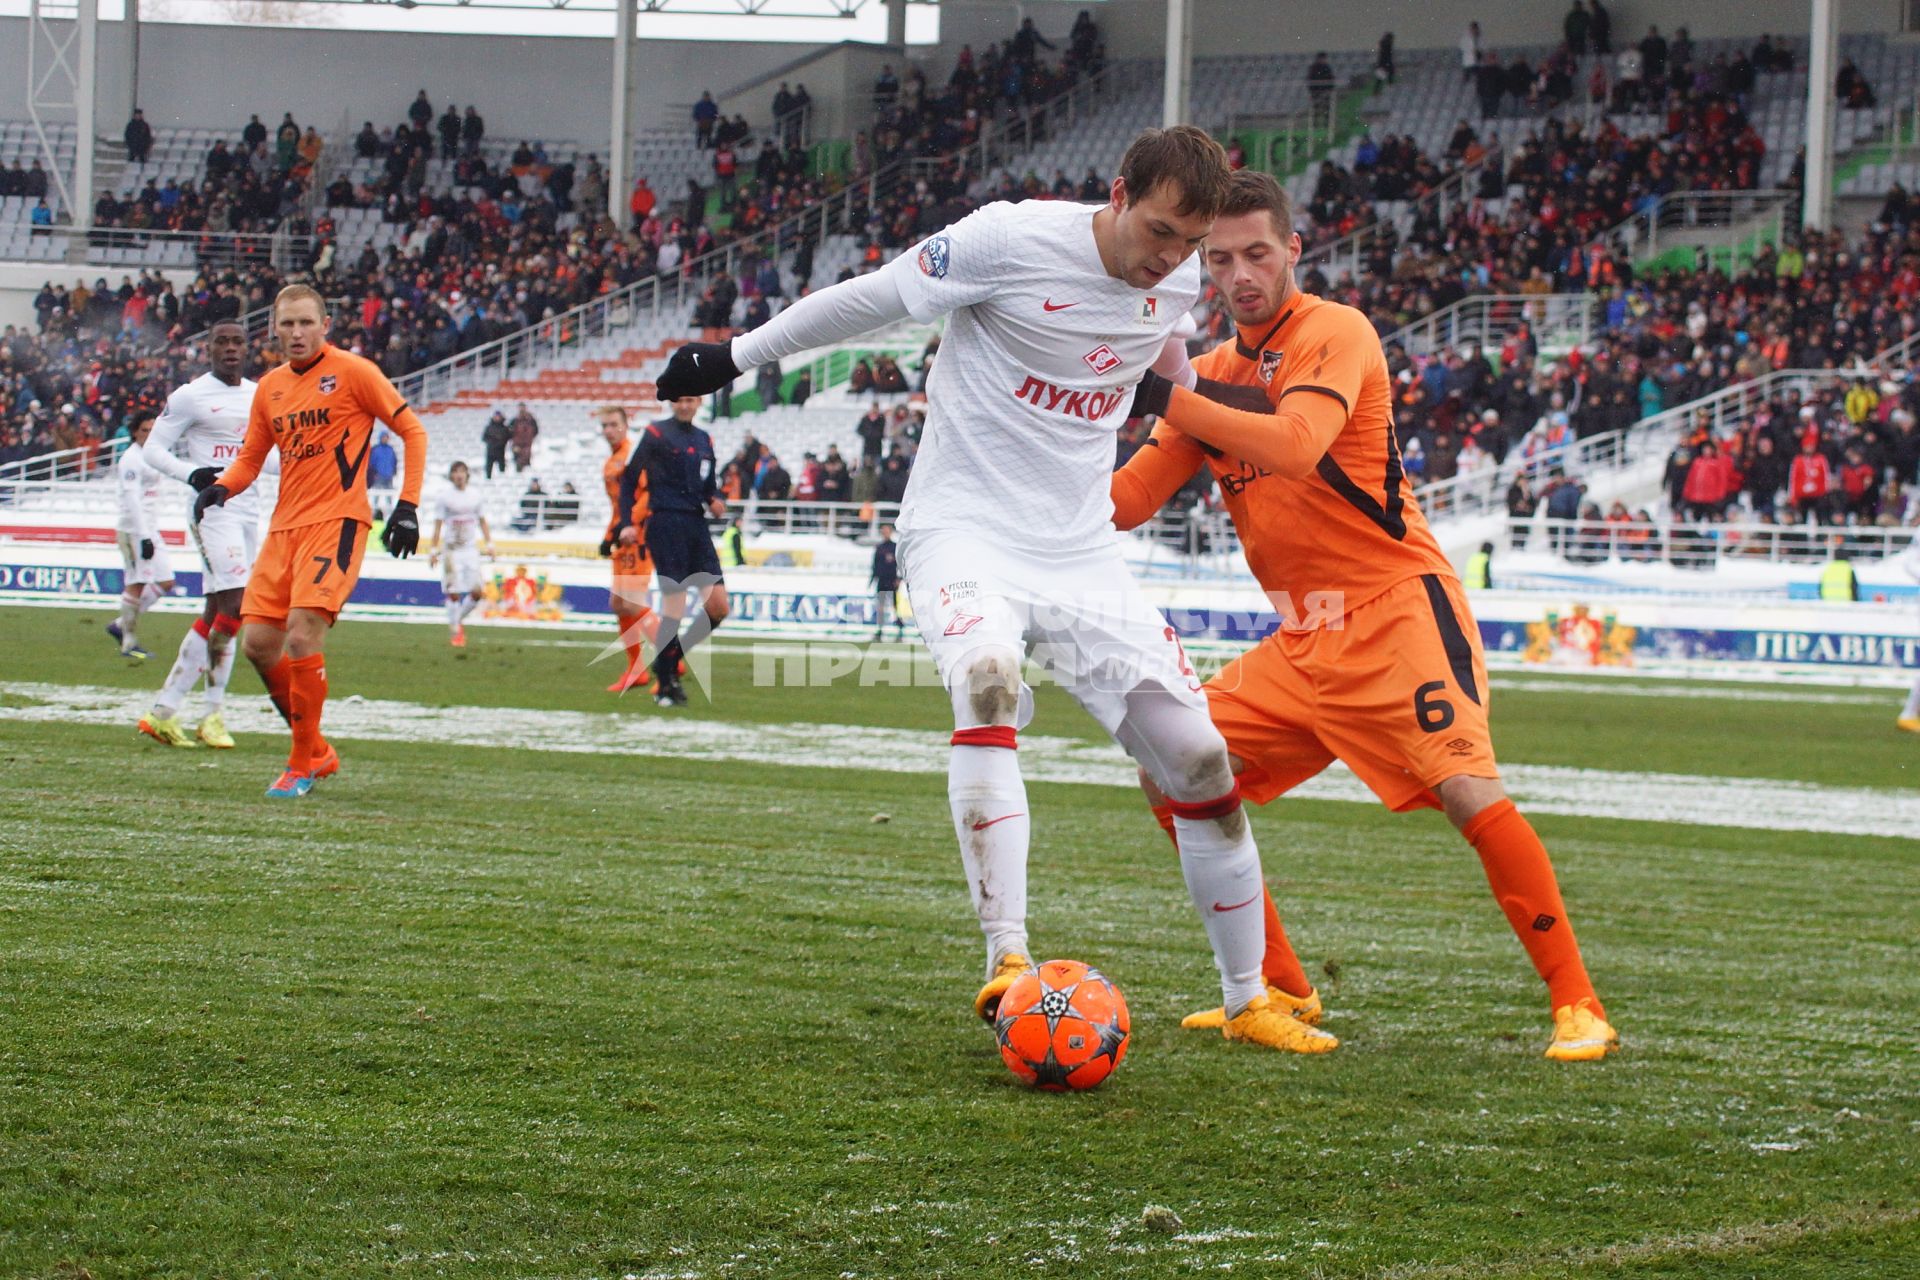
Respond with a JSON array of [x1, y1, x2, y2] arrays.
[[994, 959, 1130, 1091]]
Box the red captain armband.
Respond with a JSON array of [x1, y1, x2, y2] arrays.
[[951, 726, 1018, 750], [1167, 782, 1243, 821]]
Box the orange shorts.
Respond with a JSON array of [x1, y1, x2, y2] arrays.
[[241, 518, 369, 628], [610, 540, 655, 615], [1207, 573, 1499, 813]]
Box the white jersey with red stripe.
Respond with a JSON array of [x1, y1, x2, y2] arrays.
[[879, 200, 1202, 555]]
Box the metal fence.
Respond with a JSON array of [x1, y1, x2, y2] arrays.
[[1516, 516, 1916, 567], [1590, 189, 1791, 270], [80, 225, 314, 273], [1386, 293, 1601, 361]]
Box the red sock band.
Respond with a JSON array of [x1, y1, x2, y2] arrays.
[[1167, 782, 1242, 822], [191, 617, 212, 639], [951, 726, 1017, 749], [213, 614, 242, 636]]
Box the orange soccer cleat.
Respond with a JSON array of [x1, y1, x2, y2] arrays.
[[310, 742, 341, 781]]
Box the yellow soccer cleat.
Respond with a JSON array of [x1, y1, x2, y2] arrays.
[[973, 952, 1032, 1021], [1545, 998, 1620, 1062], [1181, 983, 1324, 1030], [138, 714, 198, 748], [1222, 993, 1340, 1053], [196, 711, 235, 749], [1897, 717, 1920, 733]]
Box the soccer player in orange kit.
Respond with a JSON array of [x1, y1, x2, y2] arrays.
[[596, 404, 659, 694], [1121, 172, 1618, 1061], [192, 284, 428, 798]]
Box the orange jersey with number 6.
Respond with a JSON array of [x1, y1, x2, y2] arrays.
[[1116, 294, 1453, 626], [218, 344, 427, 533]]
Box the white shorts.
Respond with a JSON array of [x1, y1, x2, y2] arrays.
[[900, 530, 1206, 735], [117, 531, 174, 586], [192, 505, 260, 594], [442, 545, 484, 596]]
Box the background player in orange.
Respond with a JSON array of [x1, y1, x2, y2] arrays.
[[596, 405, 660, 694], [1121, 171, 1617, 1062], [192, 284, 428, 798]]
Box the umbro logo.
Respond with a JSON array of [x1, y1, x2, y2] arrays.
[[1532, 914, 1557, 932], [1444, 737, 1474, 754]]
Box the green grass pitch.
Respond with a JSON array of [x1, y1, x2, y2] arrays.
[[2, 605, 1917, 1278]]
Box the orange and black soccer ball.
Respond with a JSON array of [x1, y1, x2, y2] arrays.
[[994, 959, 1130, 1091]]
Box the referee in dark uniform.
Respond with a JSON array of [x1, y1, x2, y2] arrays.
[[869, 522, 903, 642], [618, 395, 729, 706]]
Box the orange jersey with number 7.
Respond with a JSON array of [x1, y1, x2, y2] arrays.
[[216, 344, 427, 532], [1114, 293, 1452, 626]]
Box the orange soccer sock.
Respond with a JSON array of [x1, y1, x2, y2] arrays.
[[1463, 798, 1601, 1016], [286, 653, 328, 774], [615, 612, 647, 676], [1153, 803, 1313, 1000], [262, 654, 295, 725]]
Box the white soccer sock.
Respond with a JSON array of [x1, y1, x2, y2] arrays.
[[1904, 679, 1920, 721], [115, 592, 141, 646], [203, 627, 235, 711], [137, 582, 164, 614], [456, 594, 481, 623], [1172, 792, 1269, 1016], [153, 625, 208, 717], [949, 730, 1031, 975], [446, 598, 463, 630]]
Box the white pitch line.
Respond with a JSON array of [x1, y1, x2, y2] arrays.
[[4, 681, 1916, 839]]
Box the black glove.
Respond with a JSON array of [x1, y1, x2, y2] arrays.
[[139, 537, 155, 560], [192, 483, 229, 522], [382, 500, 420, 559], [654, 341, 740, 400], [1129, 370, 1174, 421], [598, 537, 614, 557], [186, 466, 220, 492]]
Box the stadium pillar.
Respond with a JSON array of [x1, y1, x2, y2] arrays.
[[886, 0, 906, 47], [1803, 0, 1839, 232], [610, 0, 636, 227], [1161, 0, 1191, 126], [75, 0, 97, 233]]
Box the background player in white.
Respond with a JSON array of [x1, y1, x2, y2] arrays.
[[136, 320, 264, 748], [109, 415, 175, 662], [429, 460, 493, 648], [652, 127, 1324, 1052]]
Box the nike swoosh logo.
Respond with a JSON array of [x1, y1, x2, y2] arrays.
[[1212, 894, 1258, 912], [1042, 299, 1077, 312], [971, 813, 1024, 831], [691, 352, 701, 365]]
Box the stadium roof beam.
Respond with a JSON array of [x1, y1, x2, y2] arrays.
[[1804, 0, 1838, 232], [1162, 0, 1191, 126], [27, 0, 98, 234]]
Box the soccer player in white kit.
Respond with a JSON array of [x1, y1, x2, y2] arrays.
[[652, 127, 1319, 1051], [109, 415, 176, 663], [136, 321, 265, 748], [429, 460, 493, 647]]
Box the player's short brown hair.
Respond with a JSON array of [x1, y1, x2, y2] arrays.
[[1218, 170, 1299, 241], [1118, 126, 1233, 218], [596, 404, 629, 425], [272, 283, 327, 322]]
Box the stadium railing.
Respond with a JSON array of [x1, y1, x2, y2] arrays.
[[1386, 293, 1601, 360], [1516, 516, 1916, 567], [0, 437, 127, 491], [79, 226, 316, 273], [1299, 158, 1485, 285], [388, 65, 1118, 413], [1589, 190, 1792, 272]]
